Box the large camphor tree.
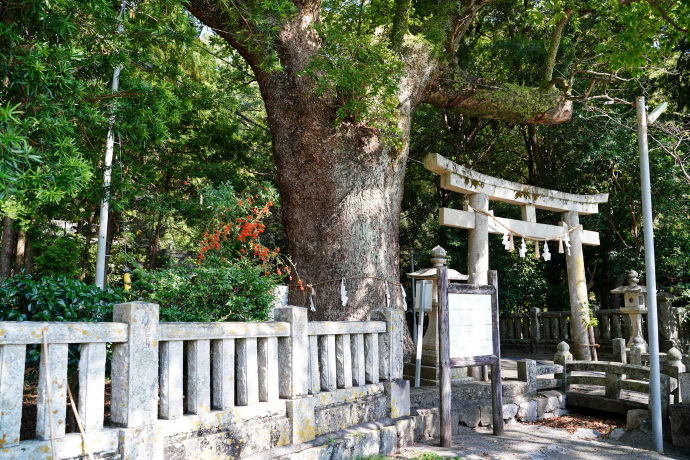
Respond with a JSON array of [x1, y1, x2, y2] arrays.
[[185, 0, 687, 344]]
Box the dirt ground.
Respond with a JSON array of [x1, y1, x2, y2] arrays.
[[392, 413, 690, 460]]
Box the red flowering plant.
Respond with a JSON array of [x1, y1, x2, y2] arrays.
[[133, 182, 299, 322], [197, 182, 294, 278]]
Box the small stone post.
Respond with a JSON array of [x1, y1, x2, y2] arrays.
[[612, 338, 627, 364], [111, 301, 162, 459], [657, 292, 678, 352], [517, 359, 537, 397], [529, 307, 541, 354], [630, 336, 645, 365], [371, 308, 410, 419], [274, 306, 315, 444], [554, 341, 573, 391], [664, 348, 686, 404]]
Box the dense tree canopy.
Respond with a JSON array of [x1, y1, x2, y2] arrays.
[[1, 1, 689, 347]]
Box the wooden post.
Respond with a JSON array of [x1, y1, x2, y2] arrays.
[[437, 265, 452, 448], [488, 270, 504, 436]]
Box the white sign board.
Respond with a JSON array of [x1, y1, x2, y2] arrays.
[[448, 293, 493, 358]]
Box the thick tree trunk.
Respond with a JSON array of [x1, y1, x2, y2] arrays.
[[186, 0, 573, 321], [147, 215, 164, 270], [0, 215, 15, 282], [14, 230, 25, 273]]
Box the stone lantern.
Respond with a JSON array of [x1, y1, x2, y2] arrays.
[[611, 270, 648, 351], [403, 245, 469, 386]]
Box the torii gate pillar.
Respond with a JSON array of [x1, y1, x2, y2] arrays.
[[468, 193, 489, 285], [562, 211, 590, 360]]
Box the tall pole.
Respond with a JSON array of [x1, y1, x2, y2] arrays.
[[95, 2, 126, 289], [636, 96, 663, 453]]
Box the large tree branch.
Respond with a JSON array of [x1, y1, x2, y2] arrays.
[[390, 0, 411, 51], [423, 67, 572, 125], [619, 0, 689, 34]]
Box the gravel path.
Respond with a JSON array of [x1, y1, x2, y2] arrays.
[[394, 424, 690, 460]]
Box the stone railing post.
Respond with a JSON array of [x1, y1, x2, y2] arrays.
[[111, 301, 162, 459], [274, 306, 315, 444], [530, 307, 541, 354], [612, 338, 627, 363], [370, 307, 410, 419], [554, 341, 572, 391], [630, 336, 645, 365], [517, 359, 537, 397]]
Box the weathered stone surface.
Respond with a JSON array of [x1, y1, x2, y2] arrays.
[[456, 405, 481, 428], [385, 380, 410, 418], [517, 401, 538, 422], [274, 306, 309, 399], [670, 404, 690, 448], [626, 409, 650, 431], [309, 335, 320, 394], [351, 333, 366, 387], [479, 405, 492, 426], [287, 397, 316, 444], [79, 342, 106, 432], [609, 427, 626, 441], [680, 373, 690, 404], [379, 425, 397, 456], [186, 339, 211, 414], [211, 338, 234, 410], [370, 309, 404, 381], [237, 337, 259, 406], [364, 333, 379, 384], [395, 417, 416, 448], [160, 340, 184, 420], [37, 343, 68, 440], [336, 334, 353, 389], [163, 415, 291, 459], [319, 334, 337, 391], [258, 336, 279, 402], [518, 359, 537, 396], [119, 425, 163, 460], [539, 390, 566, 409], [0, 321, 127, 344], [612, 337, 627, 363], [502, 403, 518, 420], [111, 301, 159, 428], [417, 409, 440, 438], [0, 344, 25, 448], [575, 428, 601, 439]]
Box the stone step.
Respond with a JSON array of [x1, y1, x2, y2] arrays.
[[242, 417, 416, 460], [536, 363, 563, 375]]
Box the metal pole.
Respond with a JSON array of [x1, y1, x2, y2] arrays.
[[95, 2, 126, 289], [415, 281, 426, 388], [412, 249, 417, 347], [635, 95, 663, 453]]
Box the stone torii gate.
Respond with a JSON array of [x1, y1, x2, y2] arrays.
[[424, 153, 609, 360]]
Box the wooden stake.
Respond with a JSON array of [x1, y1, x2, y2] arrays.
[[67, 384, 95, 460], [42, 330, 58, 460]]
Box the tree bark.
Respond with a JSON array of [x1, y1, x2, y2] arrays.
[[186, 0, 573, 319], [79, 211, 96, 281], [0, 215, 15, 282], [14, 230, 25, 273]]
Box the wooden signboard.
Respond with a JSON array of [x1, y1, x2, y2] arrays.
[[438, 268, 503, 447]]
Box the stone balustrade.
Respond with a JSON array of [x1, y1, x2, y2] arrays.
[[553, 341, 687, 418], [0, 302, 409, 459]]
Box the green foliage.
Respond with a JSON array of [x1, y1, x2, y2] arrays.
[[131, 261, 277, 322], [34, 235, 81, 278], [303, 3, 405, 147], [0, 273, 127, 322]]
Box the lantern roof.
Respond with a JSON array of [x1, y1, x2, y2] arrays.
[[406, 267, 468, 281]]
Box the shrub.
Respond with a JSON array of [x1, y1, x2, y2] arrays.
[[0, 272, 128, 322], [131, 259, 277, 322], [34, 235, 81, 278]]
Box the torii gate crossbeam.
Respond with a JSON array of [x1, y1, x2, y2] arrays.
[[424, 154, 609, 360]]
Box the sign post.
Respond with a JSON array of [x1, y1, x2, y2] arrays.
[[438, 267, 503, 446]]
